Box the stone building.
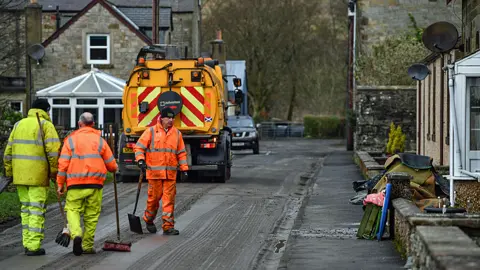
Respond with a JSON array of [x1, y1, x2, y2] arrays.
[[357, 0, 461, 51], [0, 0, 201, 115], [353, 0, 462, 153]]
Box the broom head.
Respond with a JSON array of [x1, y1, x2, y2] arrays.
[[102, 240, 132, 252], [55, 227, 71, 247]]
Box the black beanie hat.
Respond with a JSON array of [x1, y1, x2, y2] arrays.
[[31, 99, 50, 112], [161, 107, 175, 118]]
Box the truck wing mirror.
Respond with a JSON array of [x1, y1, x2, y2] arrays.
[[234, 89, 244, 104], [233, 78, 242, 87]]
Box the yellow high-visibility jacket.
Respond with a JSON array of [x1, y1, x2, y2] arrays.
[[3, 109, 61, 186]]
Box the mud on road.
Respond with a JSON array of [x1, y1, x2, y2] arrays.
[[0, 139, 342, 270]]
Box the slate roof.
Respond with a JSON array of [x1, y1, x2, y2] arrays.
[[118, 7, 172, 28], [42, 0, 152, 46], [35, 0, 192, 12]]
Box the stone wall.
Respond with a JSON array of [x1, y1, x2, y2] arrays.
[[392, 198, 422, 258], [358, 0, 461, 51], [462, 0, 480, 54], [170, 13, 195, 57], [355, 85, 416, 152], [0, 11, 26, 77], [455, 181, 480, 213], [411, 226, 480, 270], [32, 4, 149, 90]]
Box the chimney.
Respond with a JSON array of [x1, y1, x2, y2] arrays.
[[25, 0, 42, 111], [210, 29, 226, 65], [210, 30, 227, 97]]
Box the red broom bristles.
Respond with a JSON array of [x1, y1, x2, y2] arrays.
[[102, 241, 132, 252]]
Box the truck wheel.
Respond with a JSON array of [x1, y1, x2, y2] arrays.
[[214, 165, 227, 183]]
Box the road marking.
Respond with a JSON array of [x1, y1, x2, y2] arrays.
[[265, 151, 271, 156]]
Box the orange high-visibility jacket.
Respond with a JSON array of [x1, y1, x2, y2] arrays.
[[56, 127, 118, 190], [134, 125, 188, 180]]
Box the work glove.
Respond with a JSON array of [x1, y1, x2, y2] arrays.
[[180, 171, 188, 181], [137, 159, 147, 171]]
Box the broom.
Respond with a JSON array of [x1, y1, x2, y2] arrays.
[[54, 192, 71, 247], [103, 125, 132, 252], [36, 112, 71, 247]]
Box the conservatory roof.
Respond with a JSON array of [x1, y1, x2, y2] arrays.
[[36, 67, 126, 98]]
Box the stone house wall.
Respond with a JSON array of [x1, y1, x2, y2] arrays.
[[170, 13, 195, 57], [358, 0, 461, 51], [32, 4, 149, 90], [355, 85, 416, 152], [0, 11, 26, 78]]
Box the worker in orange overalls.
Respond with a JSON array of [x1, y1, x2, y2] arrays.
[[134, 107, 188, 235], [56, 112, 118, 255]]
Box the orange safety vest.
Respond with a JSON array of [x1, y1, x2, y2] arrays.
[[56, 127, 118, 189], [134, 124, 188, 180]]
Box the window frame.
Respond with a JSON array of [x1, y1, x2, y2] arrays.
[[86, 34, 110, 65], [9, 100, 23, 113]]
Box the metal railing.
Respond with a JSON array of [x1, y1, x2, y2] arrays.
[[257, 121, 305, 139]]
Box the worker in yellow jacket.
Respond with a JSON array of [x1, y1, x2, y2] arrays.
[[3, 99, 61, 256]]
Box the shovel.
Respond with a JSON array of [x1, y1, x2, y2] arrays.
[[128, 170, 144, 234]]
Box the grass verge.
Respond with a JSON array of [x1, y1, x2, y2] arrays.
[[0, 172, 114, 223]]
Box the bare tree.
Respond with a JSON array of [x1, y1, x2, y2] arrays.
[[202, 0, 347, 121]]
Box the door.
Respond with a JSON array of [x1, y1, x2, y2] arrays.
[[466, 77, 480, 172]]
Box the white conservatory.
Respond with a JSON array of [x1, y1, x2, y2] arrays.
[[35, 68, 125, 129], [448, 50, 480, 204]]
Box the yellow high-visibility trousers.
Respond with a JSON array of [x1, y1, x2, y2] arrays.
[[17, 185, 48, 251], [64, 188, 103, 250]]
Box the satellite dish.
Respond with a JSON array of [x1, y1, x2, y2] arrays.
[[408, 63, 430, 81], [27, 43, 45, 64], [422, 21, 458, 53]]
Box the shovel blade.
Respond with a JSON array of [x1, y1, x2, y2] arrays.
[[128, 214, 143, 234], [0, 176, 13, 194]]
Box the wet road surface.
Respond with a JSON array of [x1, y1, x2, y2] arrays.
[[0, 139, 340, 270]]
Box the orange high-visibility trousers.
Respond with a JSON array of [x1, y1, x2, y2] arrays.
[[143, 179, 176, 231]]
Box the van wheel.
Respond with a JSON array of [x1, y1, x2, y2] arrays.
[[253, 142, 260, 154]]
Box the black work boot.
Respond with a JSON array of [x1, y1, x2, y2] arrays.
[[73, 236, 83, 256], [24, 247, 28, 254], [146, 222, 157, 233], [26, 248, 46, 256], [163, 228, 179, 235]]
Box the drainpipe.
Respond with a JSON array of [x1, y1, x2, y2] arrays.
[[56, 5, 60, 30], [447, 63, 462, 206], [152, 0, 159, 44]]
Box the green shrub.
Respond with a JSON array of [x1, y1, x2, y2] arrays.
[[304, 115, 345, 138], [386, 122, 406, 154]]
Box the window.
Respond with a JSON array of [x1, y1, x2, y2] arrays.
[[53, 98, 69, 105], [77, 99, 97, 105], [53, 108, 71, 128], [9, 101, 22, 113], [105, 99, 122, 105], [470, 78, 480, 150], [86, 34, 110, 64], [104, 108, 123, 128]]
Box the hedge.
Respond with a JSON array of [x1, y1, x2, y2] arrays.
[[303, 115, 345, 138]]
